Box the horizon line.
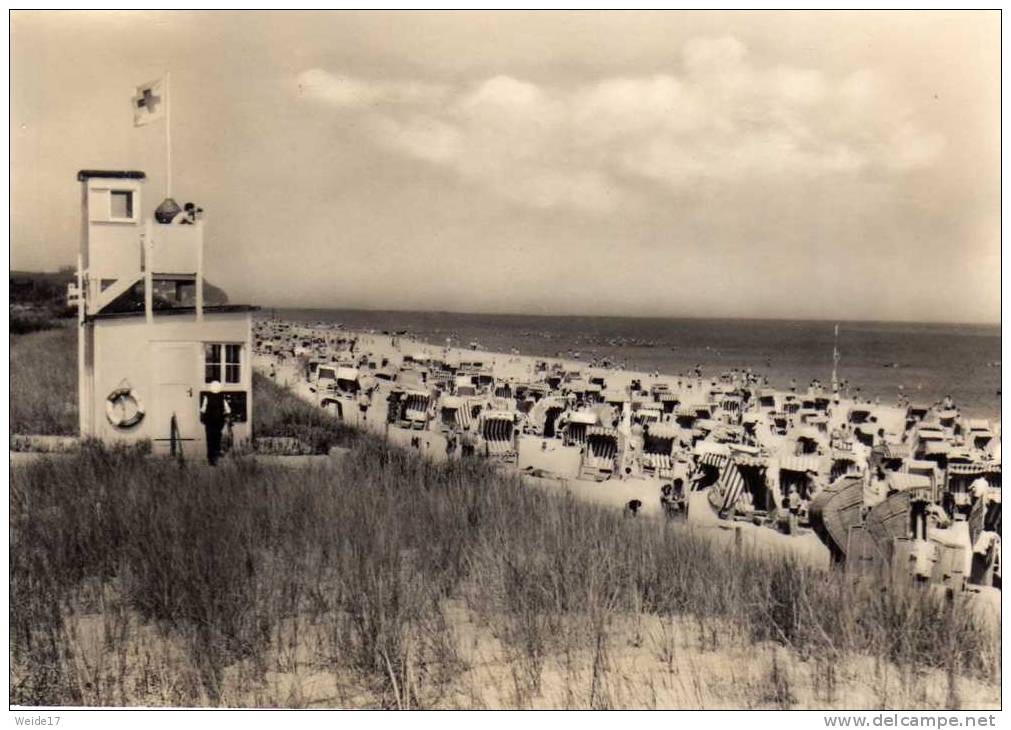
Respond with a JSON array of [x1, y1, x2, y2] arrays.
[[258, 303, 1001, 329]]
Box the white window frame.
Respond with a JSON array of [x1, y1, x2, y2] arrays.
[[204, 342, 244, 385], [108, 189, 138, 223]]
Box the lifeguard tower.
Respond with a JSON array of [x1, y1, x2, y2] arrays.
[[76, 169, 256, 454]]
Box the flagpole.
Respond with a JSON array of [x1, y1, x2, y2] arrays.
[[165, 71, 172, 198]]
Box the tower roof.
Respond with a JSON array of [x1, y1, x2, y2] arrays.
[[76, 170, 146, 181]]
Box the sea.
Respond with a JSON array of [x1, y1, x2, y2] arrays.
[[274, 309, 1002, 421]]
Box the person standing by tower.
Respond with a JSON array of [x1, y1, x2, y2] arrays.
[[200, 381, 231, 466]]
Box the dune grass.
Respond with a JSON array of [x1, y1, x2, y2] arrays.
[[10, 434, 1000, 708], [9, 325, 79, 435], [250, 371, 359, 452]]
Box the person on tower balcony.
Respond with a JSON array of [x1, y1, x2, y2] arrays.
[[170, 202, 203, 224]]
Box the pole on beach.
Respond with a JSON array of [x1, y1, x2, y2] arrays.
[[831, 323, 840, 394]]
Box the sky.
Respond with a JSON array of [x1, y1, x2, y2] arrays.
[[9, 11, 1001, 323]]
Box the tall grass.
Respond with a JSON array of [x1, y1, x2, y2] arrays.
[[11, 435, 1000, 707], [9, 325, 78, 435], [251, 372, 359, 452]]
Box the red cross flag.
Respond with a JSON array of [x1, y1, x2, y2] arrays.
[[132, 78, 167, 126]]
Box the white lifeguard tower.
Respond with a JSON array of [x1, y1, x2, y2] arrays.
[[76, 169, 256, 454]]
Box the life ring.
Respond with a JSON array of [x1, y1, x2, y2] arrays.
[[106, 387, 145, 428]]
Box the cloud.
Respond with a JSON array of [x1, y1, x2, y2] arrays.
[[296, 37, 944, 213], [682, 35, 748, 74], [296, 68, 448, 108]]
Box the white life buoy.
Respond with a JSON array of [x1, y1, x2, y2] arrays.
[[106, 387, 145, 428]]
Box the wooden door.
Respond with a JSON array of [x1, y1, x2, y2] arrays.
[[152, 342, 202, 452]]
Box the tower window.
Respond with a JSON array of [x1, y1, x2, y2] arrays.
[[110, 190, 134, 220], [205, 343, 243, 384], [225, 344, 241, 383]]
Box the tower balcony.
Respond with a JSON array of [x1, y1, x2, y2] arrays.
[[145, 220, 203, 277]]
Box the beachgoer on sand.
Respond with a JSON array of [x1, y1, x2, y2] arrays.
[[738, 489, 755, 517], [971, 475, 989, 504], [660, 484, 675, 517], [787, 485, 801, 531], [461, 429, 475, 457]]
